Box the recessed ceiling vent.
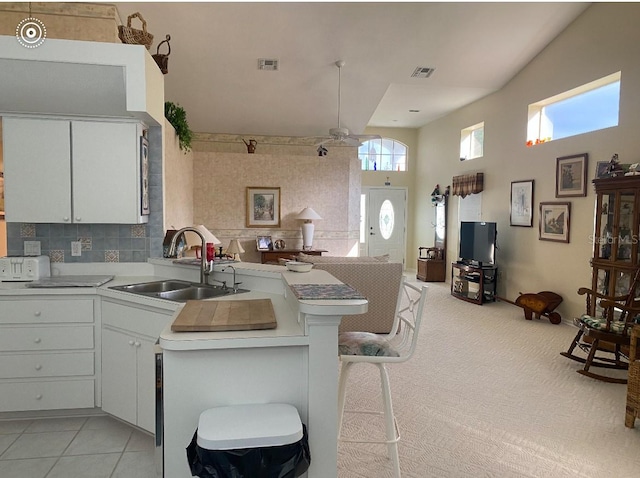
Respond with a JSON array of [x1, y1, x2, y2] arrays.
[[258, 58, 279, 71], [411, 66, 435, 78]]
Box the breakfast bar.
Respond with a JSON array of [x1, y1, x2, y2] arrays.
[[158, 265, 367, 478]]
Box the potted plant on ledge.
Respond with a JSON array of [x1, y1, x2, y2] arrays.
[[165, 101, 193, 152]]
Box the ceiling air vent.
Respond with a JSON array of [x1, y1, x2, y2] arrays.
[[258, 58, 279, 71], [411, 66, 435, 78]]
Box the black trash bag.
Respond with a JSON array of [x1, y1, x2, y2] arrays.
[[186, 424, 310, 478]]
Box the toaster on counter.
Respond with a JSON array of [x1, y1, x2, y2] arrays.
[[0, 255, 51, 281]]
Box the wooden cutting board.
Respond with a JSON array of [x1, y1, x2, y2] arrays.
[[171, 299, 277, 332]]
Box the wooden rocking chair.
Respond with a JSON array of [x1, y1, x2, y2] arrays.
[[560, 267, 640, 384]]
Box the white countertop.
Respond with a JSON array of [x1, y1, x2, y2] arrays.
[[0, 259, 368, 348]]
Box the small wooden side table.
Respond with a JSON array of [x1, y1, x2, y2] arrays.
[[260, 249, 327, 264], [416, 247, 445, 282]]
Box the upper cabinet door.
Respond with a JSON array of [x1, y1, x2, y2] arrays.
[[2, 118, 72, 223], [72, 121, 144, 224]]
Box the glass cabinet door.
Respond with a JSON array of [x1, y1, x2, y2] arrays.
[[595, 191, 636, 263], [595, 192, 616, 261], [617, 193, 635, 262]]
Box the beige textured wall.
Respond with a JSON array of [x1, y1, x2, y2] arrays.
[[415, 3, 640, 319], [163, 120, 194, 231], [0, 2, 118, 43], [191, 134, 360, 263]]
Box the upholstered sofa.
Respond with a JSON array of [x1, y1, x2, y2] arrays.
[[296, 254, 404, 333]]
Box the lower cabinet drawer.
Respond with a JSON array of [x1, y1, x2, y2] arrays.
[[0, 379, 95, 412], [0, 326, 94, 352], [0, 298, 94, 324], [0, 352, 94, 379]]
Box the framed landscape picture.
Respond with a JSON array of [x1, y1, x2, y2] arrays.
[[510, 180, 534, 227], [246, 187, 281, 228], [539, 202, 571, 243], [556, 153, 588, 197]]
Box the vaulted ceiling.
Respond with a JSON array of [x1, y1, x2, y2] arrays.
[[115, 2, 590, 138]]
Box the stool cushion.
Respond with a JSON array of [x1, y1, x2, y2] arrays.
[[578, 314, 640, 335], [338, 331, 399, 357]]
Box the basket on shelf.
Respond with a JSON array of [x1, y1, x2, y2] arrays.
[[118, 12, 154, 50], [152, 34, 171, 74]]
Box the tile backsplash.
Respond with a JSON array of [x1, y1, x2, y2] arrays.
[[6, 222, 150, 262]]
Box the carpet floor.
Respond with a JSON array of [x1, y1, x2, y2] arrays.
[[337, 280, 640, 477]]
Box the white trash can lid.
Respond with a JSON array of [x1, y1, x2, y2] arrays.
[[197, 403, 303, 450]]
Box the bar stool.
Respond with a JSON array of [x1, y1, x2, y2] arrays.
[[337, 280, 428, 477]]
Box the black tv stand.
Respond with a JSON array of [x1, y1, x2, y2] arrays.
[[451, 262, 498, 305]]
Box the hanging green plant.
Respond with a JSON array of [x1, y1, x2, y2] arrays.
[[164, 101, 193, 152]]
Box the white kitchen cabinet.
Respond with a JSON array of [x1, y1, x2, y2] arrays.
[[101, 299, 173, 433], [2, 117, 148, 224], [0, 296, 96, 412]]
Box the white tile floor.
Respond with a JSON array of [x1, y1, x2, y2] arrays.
[[0, 415, 156, 478]]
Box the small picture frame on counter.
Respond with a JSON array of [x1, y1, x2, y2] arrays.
[[256, 235, 272, 251]]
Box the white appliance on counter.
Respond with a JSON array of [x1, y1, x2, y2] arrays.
[[0, 255, 51, 281]]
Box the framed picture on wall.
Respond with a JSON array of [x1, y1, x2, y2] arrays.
[[510, 180, 534, 227], [556, 153, 588, 197], [246, 187, 281, 228], [539, 202, 571, 243]]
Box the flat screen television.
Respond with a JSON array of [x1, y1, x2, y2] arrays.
[[459, 221, 497, 266]]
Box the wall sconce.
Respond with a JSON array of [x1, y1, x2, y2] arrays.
[[226, 239, 245, 261], [295, 207, 322, 251]]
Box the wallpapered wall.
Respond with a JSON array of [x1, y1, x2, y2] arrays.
[[190, 135, 362, 263]]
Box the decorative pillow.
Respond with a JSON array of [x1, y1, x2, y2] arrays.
[[297, 253, 380, 264], [338, 332, 399, 357]]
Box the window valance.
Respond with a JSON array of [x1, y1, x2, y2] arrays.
[[452, 173, 484, 198]]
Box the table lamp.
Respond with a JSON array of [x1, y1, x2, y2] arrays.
[[226, 239, 245, 261], [296, 207, 322, 251]]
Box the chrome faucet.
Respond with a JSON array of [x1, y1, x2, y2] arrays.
[[221, 265, 242, 293], [168, 227, 209, 284]]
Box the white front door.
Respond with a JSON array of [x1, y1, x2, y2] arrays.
[[362, 187, 406, 265]]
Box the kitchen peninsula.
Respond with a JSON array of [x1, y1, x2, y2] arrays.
[[159, 262, 367, 478], [0, 260, 367, 478]]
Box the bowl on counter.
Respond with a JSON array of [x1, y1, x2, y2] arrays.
[[286, 261, 313, 273]]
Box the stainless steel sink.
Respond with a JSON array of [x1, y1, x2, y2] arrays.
[[111, 280, 192, 294], [158, 285, 232, 301], [109, 280, 248, 302]]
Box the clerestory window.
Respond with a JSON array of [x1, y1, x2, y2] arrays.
[[527, 71, 620, 146], [460, 122, 484, 161]]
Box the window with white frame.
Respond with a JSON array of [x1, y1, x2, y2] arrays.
[[358, 138, 407, 171], [460, 122, 484, 161], [527, 71, 620, 146]]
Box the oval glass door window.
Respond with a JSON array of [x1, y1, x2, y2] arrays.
[[379, 200, 395, 240]]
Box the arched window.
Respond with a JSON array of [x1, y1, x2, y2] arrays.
[[358, 138, 407, 171]]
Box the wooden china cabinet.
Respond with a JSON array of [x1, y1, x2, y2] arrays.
[[590, 176, 640, 310]]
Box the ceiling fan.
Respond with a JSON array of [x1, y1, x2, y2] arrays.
[[315, 60, 381, 148]]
